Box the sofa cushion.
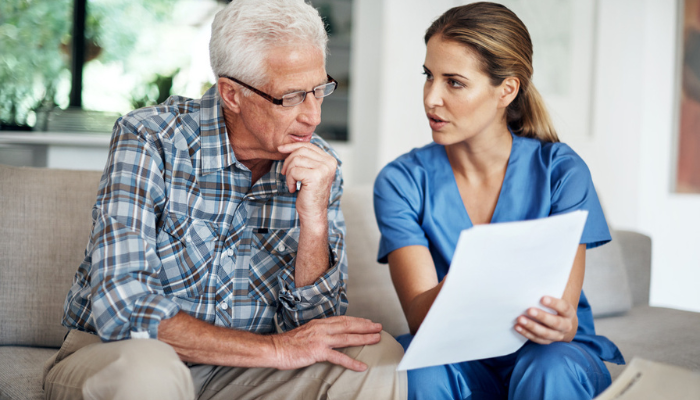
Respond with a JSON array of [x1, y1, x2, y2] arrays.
[[596, 305, 700, 379], [0, 346, 56, 400], [0, 165, 102, 347], [582, 232, 633, 317], [342, 185, 410, 337]]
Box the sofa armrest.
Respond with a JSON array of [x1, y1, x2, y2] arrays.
[[613, 230, 652, 307]]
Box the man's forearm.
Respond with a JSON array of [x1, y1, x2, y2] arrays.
[[294, 214, 330, 287], [158, 311, 383, 373], [158, 312, 277, 368]]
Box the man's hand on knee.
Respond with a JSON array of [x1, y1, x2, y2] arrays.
[[271, 316, 383, 372]]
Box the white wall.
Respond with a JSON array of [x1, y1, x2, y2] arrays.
[[638, 0, 700, 312], [348, 0, 700, 312]]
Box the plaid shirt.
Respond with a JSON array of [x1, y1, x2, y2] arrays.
[[62, 85, 348, 341]]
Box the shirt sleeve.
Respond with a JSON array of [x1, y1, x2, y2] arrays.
[[373, 158, 429, 264], [277, 161, 348, 330], [549, 144, 611, 249], [88, 117, 180, 341]]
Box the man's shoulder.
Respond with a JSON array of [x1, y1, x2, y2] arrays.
[[117, 95, 203, 144]]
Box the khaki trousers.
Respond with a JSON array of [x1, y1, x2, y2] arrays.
[[43, 330, 406, 400]]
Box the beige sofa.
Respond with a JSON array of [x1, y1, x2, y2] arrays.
[[1, 164, 699, 399]]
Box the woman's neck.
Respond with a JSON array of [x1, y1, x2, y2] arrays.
[[445, 126, 513, 182]]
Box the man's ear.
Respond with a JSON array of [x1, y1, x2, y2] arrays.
[[498, 77, 520, 109], [218, 77, 242, 113]]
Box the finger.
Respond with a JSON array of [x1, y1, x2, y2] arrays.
[[281, 146, 334, 175], [325, 349, 368, 372], [278, 142, 327, 156], [517, 315, 565, 342], [526, 307, 571, 333], [515, 324, 553, 345], [541, 296, 575, 317], [323, 316, 383, 335], [284, 165, 318, 193], [283, 154, 328, 175], [326, 349, 367, 372], [327, 332, 382, 349], [285, 165, 333, 190]]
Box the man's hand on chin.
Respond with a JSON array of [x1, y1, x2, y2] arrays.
[[278, 142, 337, 227], [278, 141, 338, 287]]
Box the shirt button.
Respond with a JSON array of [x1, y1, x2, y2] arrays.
[[277, 243, 285, 252], [221, 303, 228, 310], [227, 248, 233, 257]]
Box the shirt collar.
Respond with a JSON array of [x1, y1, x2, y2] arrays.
[[247, 160, 289, 199], [199, 84, 236, 175]]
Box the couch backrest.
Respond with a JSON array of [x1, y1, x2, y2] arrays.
[[609, 229, 652, 307], [0, 164, 102, 347], [582, 233, 634, 317], [342, 186, 410, 337]]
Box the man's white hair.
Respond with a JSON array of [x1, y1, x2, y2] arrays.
[[209, 0, 328, 91]]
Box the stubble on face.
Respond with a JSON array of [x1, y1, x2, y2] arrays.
[[225, 45, 327, 165]]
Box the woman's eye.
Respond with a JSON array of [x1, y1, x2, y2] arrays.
[[448, 79, 464, 88], [422, 71, 433, 80]]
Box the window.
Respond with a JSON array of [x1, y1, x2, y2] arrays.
[[0, 0, 352, 142]]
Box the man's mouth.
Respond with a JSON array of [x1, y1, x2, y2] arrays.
[[290, 133, 313, 142]]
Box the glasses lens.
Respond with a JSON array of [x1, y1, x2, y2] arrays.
[[282, 92, 305, 107], [314, 82, 336, 98]]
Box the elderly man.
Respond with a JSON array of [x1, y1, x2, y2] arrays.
[[41, 1, 406, 399]]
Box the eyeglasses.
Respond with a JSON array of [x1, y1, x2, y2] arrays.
[[222, 74, 337, 107]]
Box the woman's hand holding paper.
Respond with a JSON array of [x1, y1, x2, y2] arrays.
[[514, 296, 578, 345]]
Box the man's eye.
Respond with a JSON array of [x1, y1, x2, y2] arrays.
[[284, 93, 304, 101]]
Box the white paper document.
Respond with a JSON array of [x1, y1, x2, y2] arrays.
[[398, 210, 588, 371]]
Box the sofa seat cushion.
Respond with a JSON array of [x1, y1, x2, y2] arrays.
[[596, 306, 700, 379], [0, 346, 57, 400]]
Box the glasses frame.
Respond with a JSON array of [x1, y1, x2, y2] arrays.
[[222, 74, 337, 107]]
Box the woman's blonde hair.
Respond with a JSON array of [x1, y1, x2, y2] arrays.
[[425, 2, 559, 142]]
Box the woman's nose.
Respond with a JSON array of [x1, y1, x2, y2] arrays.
[[424, 82, 443, 108]]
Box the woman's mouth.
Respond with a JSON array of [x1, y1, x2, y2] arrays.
[[427, 114, 448, 131]]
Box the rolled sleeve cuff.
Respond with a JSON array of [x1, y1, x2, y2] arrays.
[[277, 250, 345, 328], [128, 293, 180, 340]]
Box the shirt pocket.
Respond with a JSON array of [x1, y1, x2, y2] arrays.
[[157, 210, 218, 298], [249, 227, 300, 305]]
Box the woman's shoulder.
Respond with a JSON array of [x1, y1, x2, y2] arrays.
[[516, 134, 590, 175], [377, 142, 444, 179], [374, 142, 446, 202]]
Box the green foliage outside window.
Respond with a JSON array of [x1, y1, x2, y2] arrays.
[[0, 0, 71, 129], [0, 0, 173, 130]]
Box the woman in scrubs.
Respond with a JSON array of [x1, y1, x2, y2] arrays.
[[373, 3, 624, 399]]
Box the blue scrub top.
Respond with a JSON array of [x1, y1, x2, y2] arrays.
[[374, 131, 624, 364]]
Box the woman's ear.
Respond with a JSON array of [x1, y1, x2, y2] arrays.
[[217, 77, 242, 113], [499, 77, 520, 109]]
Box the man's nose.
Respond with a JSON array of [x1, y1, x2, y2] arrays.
[[298, 93, 322, 126]]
